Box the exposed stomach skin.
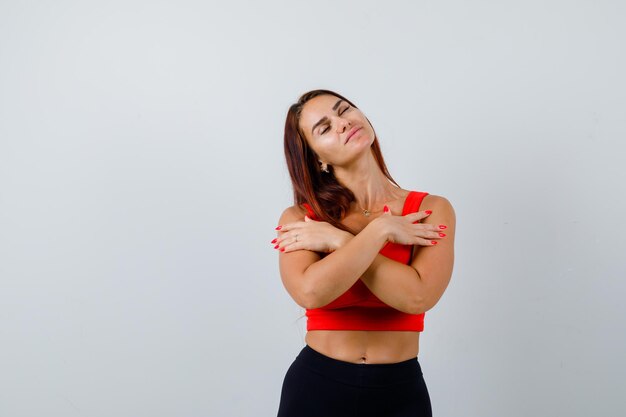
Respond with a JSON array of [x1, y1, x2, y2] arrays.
[[305, 330, 420, 364]]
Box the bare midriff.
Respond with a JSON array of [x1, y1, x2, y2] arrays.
[[305, 330, 420, 364]]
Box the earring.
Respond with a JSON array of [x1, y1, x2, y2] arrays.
[[321, 162, 329, 173]]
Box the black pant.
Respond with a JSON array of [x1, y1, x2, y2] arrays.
[[277, 345, 432, 417]]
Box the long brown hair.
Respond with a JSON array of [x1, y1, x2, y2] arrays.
[[284, 89, 400, 232]]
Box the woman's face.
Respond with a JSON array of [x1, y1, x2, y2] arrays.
[[298, 94, 376, 168]]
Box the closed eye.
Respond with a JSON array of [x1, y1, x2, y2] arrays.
[[318, 106, 350, 135]]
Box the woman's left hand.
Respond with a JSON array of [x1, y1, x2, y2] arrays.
[[272, 216, 353, 253]]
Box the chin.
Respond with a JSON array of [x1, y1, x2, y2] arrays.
[[351, 138, 374, 155]]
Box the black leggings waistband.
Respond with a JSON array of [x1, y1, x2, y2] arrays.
[[277, 345, 432, 416], [296, 344, 422, 388]]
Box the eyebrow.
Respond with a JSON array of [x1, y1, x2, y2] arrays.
[[310, 99, 345, 135]]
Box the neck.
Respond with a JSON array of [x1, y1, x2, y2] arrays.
[[332, 150, 402, 211]]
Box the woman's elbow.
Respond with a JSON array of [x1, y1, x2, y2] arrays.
[[405, 296, 427, 315], [414, 293, 445, 315], [287, 285, 316, 310], [296, 282, 323, 310], [281, 270, 321, 309], [298, 293, 317, 310]]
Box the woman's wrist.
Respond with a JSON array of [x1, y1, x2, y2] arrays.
[[330, 219, 389, 251], [335, 231, 354, 250], [369, 216, 391, 244]]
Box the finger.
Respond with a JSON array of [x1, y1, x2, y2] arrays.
[[413, 236, 439, 246], [274, 233, 289, 247], [304, 215, 312, 222], [276, 238, 287, 252], [274, 234, 285, 248], [425, 230, 447, 239], [415, 223, 445, 232], [416, 230, 446, 240], [275, 231, 301, 247], [280, 242, 304, 253], [404, 210, 432, 222], [277, 222, 294, 232], [277, 221, 305, 233], [412, 224, 447, 237]]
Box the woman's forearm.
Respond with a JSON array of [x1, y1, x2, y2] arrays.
[[332, 234, 428, 314], [301, 220, 388, 309], [360, 255, 426, 314]]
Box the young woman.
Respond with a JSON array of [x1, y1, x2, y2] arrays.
[[272, 89, 456, 417]]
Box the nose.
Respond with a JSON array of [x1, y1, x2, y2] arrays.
[[335, 116, 351, 132]]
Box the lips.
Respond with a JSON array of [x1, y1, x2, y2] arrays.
[[345, 126, 362, 144]]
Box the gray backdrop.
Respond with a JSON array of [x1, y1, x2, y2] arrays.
[[1, 1, 624, 416]]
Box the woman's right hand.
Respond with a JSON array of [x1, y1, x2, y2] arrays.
[[374, 206, 447, 246], [273, 216, 354, 254]]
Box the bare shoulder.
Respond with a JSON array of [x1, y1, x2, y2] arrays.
[[420, 193, 456, 229], [421, 194, 455, 215], [277, 204, 309, 224]]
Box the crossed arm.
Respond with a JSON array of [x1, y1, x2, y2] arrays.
[[276, 195, 456, 315]]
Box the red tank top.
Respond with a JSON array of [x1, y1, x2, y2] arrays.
[[302, 190, 429, 331]]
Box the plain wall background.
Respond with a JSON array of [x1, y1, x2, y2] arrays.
[[1, 1, 625, 416]]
